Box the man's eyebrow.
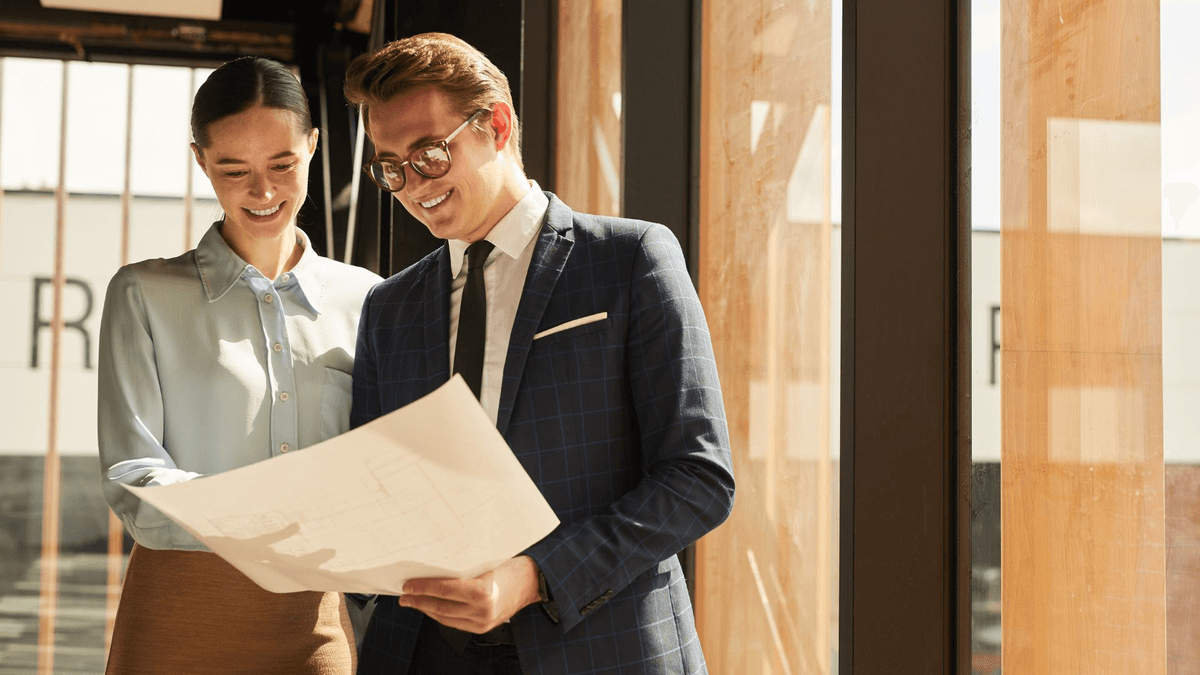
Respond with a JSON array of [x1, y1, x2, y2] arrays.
[[406, 134, 441, 153], [213, 150, 298, 166], [370, 135, 441, 161]]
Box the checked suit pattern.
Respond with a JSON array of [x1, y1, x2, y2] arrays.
[[350, 193, 735, 675]]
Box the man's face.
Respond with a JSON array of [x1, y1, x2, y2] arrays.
[[367, 86, 510, 243]]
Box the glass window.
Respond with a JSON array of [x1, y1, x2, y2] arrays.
[[972, 0, 1199, 672], [0, 57, 217, 673], [695, 1, 842, 671]]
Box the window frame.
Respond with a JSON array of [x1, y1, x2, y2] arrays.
[[839, 0, 971, 672]]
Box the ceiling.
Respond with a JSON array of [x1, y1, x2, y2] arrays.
[[0, 0, 371, 66]]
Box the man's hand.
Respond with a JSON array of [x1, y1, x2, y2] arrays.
[[397, 555, 542, 633]]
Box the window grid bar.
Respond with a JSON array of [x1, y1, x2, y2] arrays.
[[36, 60, 69, 675], [105, 62, 138, 660], [184, 68, 196, 250], [0, 59, 5, 255]]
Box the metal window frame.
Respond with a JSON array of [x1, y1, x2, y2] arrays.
[[621, 0, 694, 268], [840, 0, 971, 672], [620, 0, 700, 595]]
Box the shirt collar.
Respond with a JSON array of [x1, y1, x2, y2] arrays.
[[447, 181, 549, 278], [195, 222, 326, 314]]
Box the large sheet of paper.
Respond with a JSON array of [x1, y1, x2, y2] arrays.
[[124, 376, 560, 594]]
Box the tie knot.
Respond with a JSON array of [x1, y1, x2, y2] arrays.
[[466, 240, 495, 270]]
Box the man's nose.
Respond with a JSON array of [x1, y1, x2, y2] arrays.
[[403, 166, 433, 194]]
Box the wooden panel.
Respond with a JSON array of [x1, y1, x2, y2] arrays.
[[555, 0, 621, 216], [1001, 0, 1164, 672], [695, 0, 835, 672], [1165, 466, 1200, 674]]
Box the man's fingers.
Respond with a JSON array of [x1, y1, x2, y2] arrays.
[[403, 576, 490, 603], [395, 597, 496, 634], [397, 593, 467, 618], [401, 577, 457, 599]]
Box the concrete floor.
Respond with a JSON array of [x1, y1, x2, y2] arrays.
[[0, 553, 122, 675]]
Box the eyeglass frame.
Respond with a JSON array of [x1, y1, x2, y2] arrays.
[[362, 109, 487, 193]]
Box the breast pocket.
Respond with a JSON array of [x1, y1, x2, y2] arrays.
[[319, 367, 353, 441], [523, 314, 624, 444], [531, 314, 611, 346]]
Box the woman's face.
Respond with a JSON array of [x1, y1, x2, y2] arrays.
[[193, 105, 318, 252]]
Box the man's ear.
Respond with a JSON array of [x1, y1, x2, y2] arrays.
[[308, 127, 319, 156], [190, 143, 207, 175], [490, 102, 516, 152]]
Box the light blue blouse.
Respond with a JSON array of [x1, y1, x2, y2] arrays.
[[98, 223, 382, 551]]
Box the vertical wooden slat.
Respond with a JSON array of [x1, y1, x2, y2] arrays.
[[695, 0, 835, 671], [105, 62, 137, 659], [0, 58, 5, 255], [816, 103, 832, 675], [1001, 1, 1164, 673], [344, 110, 365, 265], [120, 65, 133, 275], [554, 0, 621, 217], [184, 68, 195, 250], [317, 53, 336, 259], [36, 60, 69, 675]]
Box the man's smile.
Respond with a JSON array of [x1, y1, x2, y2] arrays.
[[420, 190, 452, 209]]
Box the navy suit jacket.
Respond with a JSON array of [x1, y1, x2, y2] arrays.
[[351, 193, 735, 675]]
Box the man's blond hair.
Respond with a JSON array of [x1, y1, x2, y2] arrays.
[[344, 32, 522, 169]]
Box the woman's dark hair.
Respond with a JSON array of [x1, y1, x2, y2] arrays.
[[191, 56, 312, 148]]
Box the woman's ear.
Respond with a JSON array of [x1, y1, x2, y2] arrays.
[[190, 143, 207, 175], [490, 103, 515, 152]]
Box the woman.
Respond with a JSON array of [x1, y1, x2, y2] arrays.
[[98, 57, 381, 674]]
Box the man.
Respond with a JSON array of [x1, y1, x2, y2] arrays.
[[344, 32, 734, 675]]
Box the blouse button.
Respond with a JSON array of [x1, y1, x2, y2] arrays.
[[264, 293, 274, 303], [281, 273, 290, 282], [279, 392, 290, 402], [273, 342, 283, 352], [280, 443, 290, 453]]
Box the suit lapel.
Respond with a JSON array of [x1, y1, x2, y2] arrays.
[[423, 246, 452, 395], [496, 196, 575, 436]]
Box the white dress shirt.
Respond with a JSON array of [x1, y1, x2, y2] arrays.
[[447, 182, 549, 424]]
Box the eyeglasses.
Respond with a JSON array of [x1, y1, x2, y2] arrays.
[[363, 109, 486, 193]]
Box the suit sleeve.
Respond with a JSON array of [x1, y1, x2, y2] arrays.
[[97, 266, 205, 550], [523, 223, 736, 633], [350, 284, 382, 431]]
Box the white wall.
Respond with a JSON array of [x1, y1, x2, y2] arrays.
[[0, 192, 219, 455]]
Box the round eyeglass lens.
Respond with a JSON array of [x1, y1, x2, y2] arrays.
[[413, 147, 451, 177], [370, 162, 405, 191]]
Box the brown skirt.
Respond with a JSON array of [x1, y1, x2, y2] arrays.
[[105, 544, 356, 675]]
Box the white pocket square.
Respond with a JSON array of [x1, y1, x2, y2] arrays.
[[533, 312, 608, 340]]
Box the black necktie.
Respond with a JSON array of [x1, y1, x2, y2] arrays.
[[440, 240, 496, 655], [453, 240, 494, 400]]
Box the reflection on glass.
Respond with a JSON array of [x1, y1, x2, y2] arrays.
[[972, 0, 1200, 672], [695, 0, 841, 672]]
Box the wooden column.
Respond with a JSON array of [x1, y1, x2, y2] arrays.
[[1001, 1, 1164, 673], [695, 0, 834, 671], [555, 0, 621, 217]]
